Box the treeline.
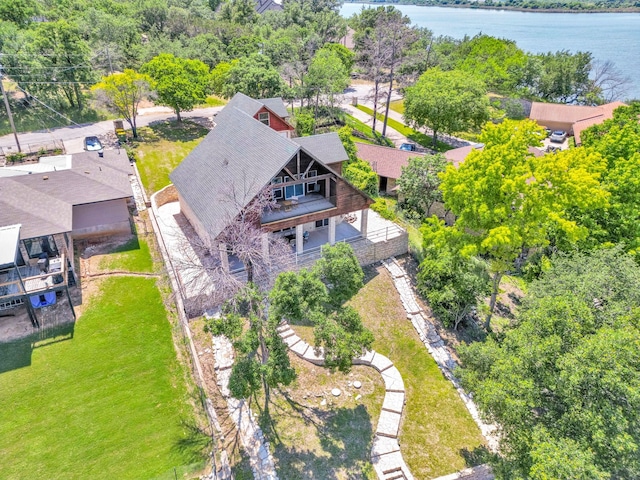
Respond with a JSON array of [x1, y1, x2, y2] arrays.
[[0, 0, 630, 127], [363, 0, 640, 12]]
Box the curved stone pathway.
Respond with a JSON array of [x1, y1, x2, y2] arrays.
[[276, 322, 414, 480], [211, 334, 279, 480], [382, 258, 499, 452]]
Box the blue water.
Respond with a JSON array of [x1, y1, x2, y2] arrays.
[[341, 3, 640, 100]]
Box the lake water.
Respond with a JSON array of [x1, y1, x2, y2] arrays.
[[341, 3, 640, 100]]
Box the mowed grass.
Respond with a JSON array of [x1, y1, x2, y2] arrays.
[[349, 268, 486, 479], [99, 235, 158, 273], [0, 276, 208, 479], [134, 120, 210, 196], [355, 105, 452, 152]]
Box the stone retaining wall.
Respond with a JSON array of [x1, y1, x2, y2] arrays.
[[153, 183, 179, 207]]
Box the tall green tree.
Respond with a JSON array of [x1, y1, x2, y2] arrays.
[[92, 69, 152, 138], [141, 53, 211, 121], [577, 103, 640, 256], [206, 283, 296, 419], [270, 243, 374, 372], [440, 119, 609, 329], [418, 218, 490, 330], [458, 248, 640, 479], [453, 34, 527, 94], [217, 54, 286, 99], [306, 46, 349, 120], [397, 153, 447, 219], [403, 68, 490, 146]]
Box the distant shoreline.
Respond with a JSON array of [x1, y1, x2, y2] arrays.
[[343, 1, 640, 14]]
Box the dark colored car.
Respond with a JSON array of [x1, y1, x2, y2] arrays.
[[549, 130, 567, 143], [84, 136, 103, 151]]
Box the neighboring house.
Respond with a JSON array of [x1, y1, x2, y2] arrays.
[[170, 94, 374, 268], [529, 101, 626, 145], [355, 143, 420, 195], [255, 0, 282, 13], [219, 92, 294, 138], [0, 150, 135, 324], [357, 142, 543, 196]]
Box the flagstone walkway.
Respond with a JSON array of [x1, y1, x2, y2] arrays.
[[277, 322, 415, 480]]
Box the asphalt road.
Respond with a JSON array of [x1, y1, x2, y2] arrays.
[[0, 106, 224, 155], [0, 82, 399, 155]]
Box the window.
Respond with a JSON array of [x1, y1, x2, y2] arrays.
[[271, 177, 283, 200], [24, 235, 59, 259], [285, 183, 304, 199], [315, 218, 329, 228], [258, 112, 269, 126], [306, 170, 318, 193]]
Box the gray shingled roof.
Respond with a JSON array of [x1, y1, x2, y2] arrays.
[[170, 106, 299, 243], [294, 133, 348, 165], [0, 150, 133, 239], [260, 98, 289, 119], [220, 93, 289, 122]]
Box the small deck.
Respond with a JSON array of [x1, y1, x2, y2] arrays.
[[261, 194, 336, 224], [0, 256, 68, 310]]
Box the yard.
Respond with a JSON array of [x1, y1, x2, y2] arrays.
[[133, 120, 210, 196], [0, 236, 209, 479], [349, 266, 486, 479]]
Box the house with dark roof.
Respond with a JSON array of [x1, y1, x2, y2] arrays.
[[0, 149, 134, 322], [170, 93, 374, 265]]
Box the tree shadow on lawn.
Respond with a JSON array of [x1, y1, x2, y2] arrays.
[[460, 445, 494, 468], [266, 391, 375, 479], [173, 419, 212, 463], [142, 120, 210, 143]]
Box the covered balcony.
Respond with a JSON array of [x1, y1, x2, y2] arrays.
[[261, 193, 337, 225]]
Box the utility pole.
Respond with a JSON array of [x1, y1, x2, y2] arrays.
[[0, 62, 21, 153], [106, 46, 113, 75]]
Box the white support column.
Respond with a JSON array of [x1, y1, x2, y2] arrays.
[[296, 224, 304, 255], [329, 216, 336, 245], [360, 208, 369, 238], [261, 233, 269, 259], [218, 242, 230, 271]]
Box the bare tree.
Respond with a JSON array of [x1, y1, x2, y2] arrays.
[[169, 182, 294, 314], [590, 59, 631, 103]]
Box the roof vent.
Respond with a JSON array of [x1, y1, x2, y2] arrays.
[[84, 171, 90, 174], [42, 175, 48, 180], [223, 159, 229, 167]]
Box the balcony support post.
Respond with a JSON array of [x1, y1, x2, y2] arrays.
[[329, 216, 336, 245]]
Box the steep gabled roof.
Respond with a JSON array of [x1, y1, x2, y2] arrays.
[[294, 133, 349, 166], [260, 97, 290, 119], [221, 92, 289, 121], [170, 106, 299, 243]]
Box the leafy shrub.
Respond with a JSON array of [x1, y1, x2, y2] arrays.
[[370, 197, 396, 221], [6, 152, 26, 163]]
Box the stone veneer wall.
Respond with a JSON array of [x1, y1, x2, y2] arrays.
[[153, 184, 179, 207]]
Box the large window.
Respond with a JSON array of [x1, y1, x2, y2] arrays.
[[24, 235, 59, 259], [315, 218, 329, 228], [258, 112, 269, 126], [285, 183, 304, 199]]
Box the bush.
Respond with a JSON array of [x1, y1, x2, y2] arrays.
[[344, 158, 378, 197], [6, 152, 26, 163], [294, 111, 315, 136], [370, 197, 396, 220]]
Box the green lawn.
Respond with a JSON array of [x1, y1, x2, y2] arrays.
[[355, 105, 452, 152], [99, 236, 157, 274], [349, 269, 486, 479], [344, 113, 394, 147], [0, 276, 208, 479], [133, 120, 210, 196]]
